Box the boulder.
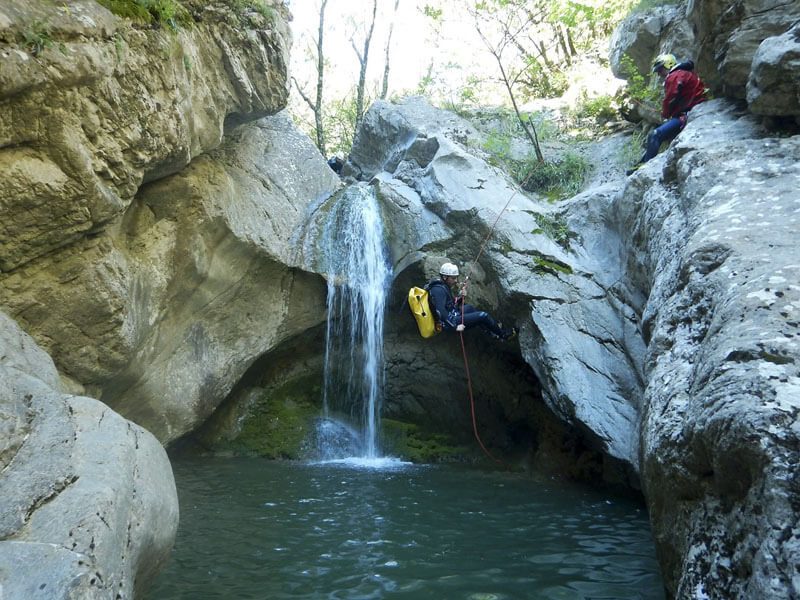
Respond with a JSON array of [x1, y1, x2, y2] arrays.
[[346, 95, 800, 598], [609, 4, 691, 79], [747, 25, 800, 117], [0, 310, 179, 599], [0, 0, 336, 443]]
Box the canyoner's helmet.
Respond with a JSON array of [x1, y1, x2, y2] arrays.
[[439, 262, 459, 277], [652, 53, 677, 73]]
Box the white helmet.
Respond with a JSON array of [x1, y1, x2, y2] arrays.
[[439, 262, 459, 277]]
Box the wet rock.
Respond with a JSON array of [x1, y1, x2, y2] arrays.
[[350, 94, 800, 599], [348, 98, 644, 477]]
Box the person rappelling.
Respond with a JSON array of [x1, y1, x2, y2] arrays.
[[626, 53, 708, 175], [425, 262, 518, 340]]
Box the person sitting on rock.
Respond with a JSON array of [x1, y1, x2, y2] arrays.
[[427, 262, 517, 340], [627, 53, 708, 175], [327, 152, 344, 176]]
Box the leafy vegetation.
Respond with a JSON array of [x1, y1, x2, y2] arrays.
[[571, 92, 618, 123], [95, 0, 192, 31], [218, 376, 322, 458], [533, 255, 573, 275], [521, 151, 590, 199], [380, 419, 474, 463], [629, 0, 681, 12], [19, 19, 53, 56], [531, 212, 573, 249], [230, 0, 275, 22], [617, 53, 662, 108]]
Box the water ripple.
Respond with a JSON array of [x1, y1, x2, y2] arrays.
[[147, 460, 664, 600]]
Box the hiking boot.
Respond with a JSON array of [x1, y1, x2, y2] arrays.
[[626, 164, 641, 176], [501, 326, 519, 340]]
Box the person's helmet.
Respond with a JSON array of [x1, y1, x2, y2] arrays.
[[652, 53, 677, 72], [439, 262, 459, 277]]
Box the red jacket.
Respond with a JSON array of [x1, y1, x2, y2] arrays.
[[662, 67, 707, 119]]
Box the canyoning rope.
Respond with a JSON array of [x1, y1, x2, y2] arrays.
[[456, 163, 543, 470]]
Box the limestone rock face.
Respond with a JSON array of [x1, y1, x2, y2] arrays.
[[747, 25, 800, 117], [623, 98, 800, 599], [0, 1, 336, 443], [609, 5, 691, 79], [349, 96, 800, 599], [347, 98, 645, 476], [609, 0, 800, 120], [0, 0, 291, 272], [0, 310, 179, 600], [1, 111, 337, 443]]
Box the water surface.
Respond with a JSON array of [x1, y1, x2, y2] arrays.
[[147, 458, 664, 600]]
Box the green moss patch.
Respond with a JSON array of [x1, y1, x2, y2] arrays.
[[219, 375, 322, 458], [380, 419, 474, 463], [533, 255, 574, 275]]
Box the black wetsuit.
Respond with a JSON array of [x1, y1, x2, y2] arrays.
[[426, 278, 508, 337]]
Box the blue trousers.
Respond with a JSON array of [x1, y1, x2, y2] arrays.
[[448, 304, 504, 337], [639, 116, 685, 164]]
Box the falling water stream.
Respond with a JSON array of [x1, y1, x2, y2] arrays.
[[147, 183, 666, 599], [315, 184, 391, 462]]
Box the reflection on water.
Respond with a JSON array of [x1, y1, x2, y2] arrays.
[[147, 459, 664, 600]]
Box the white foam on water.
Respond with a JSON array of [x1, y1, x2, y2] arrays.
[[311, 456, 414, 470]]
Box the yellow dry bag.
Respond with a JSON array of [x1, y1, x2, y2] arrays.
[[408, 286, 439, 338]]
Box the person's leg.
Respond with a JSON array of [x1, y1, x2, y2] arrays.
[[641, 117, 684, 163], [458, 305, 507, 337]]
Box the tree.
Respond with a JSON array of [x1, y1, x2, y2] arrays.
[[292, 0, 329, 155], [350, 0, 377, 134], [468, 0, 545, 162], [380, 0, 401, 100]]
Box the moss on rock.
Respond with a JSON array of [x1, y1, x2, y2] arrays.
[[380, 418, 475, 463], [219, 375, 322, 458]]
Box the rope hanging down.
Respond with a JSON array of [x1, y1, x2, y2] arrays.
[[456, 164, 542, 469]]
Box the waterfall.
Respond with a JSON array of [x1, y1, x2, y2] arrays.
[[316, 184, 390, 460]]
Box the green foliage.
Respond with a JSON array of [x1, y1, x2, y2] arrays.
[[519, 60, 569, 100], [229, 0, 276, 25], [572, 92, 617, 122], [617, 128, 646, 168], [421, 4, 443, 20], [95, 0, 192, 31], [521, 151, 590, 200], [533, 255, 573, 275], [19, 19, 52, 56], [220, 376, 322, 458], [618, 53, 661, 107], [380, 419, 473, 463], [629, 0, 680, 13], [531, 213, 573, 249]]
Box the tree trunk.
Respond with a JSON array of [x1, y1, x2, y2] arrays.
[[353, 0, 377, 133], [292, 0, 328, 155], [380, 0, 400, 100], [314, 0, 329, 154]]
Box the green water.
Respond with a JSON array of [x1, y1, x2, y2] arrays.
[[147, 458, 664, 600]]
